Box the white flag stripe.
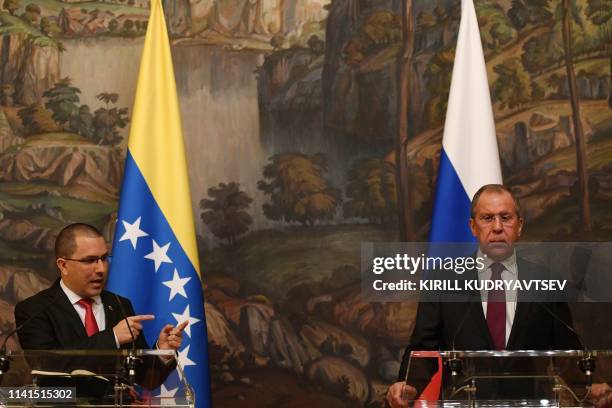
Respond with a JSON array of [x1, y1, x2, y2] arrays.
[[442, 0, 502, 198]]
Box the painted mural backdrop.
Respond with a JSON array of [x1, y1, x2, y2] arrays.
[[0, 0, 610, 405]]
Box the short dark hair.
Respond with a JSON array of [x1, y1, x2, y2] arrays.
[[470, 184, 522, 218], [55, 223, 103, 258]]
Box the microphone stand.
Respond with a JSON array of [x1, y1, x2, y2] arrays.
[[579, 351, 595, 387], [447, 302, 474, 393], [539, 303, 595, 390], [113, 294, 141, 387], [0, 340, 10, 384]]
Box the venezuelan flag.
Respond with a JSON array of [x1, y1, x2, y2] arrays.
[[107, 0, 211, 406]]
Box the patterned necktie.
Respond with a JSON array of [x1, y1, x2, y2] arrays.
[[486, 262, 506, 350], [77, 298, 99, 336]]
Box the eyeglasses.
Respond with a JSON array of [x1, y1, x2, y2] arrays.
[[62, 254, 112, 265], [476, 214, 520, 225]]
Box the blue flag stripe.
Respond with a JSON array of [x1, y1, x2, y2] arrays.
[[429, 149, 476, 243], [108, 150, 211, 407]]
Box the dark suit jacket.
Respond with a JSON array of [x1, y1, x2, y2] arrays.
[[14, 279, 148, 350], [398, 257, 581, 397], [14, 279, 175, 389]]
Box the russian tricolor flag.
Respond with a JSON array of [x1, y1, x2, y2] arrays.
[[421, 0, 502, 400], [429, 0, 502, 244]]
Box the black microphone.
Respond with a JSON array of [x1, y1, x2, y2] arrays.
[[1, 293, 59, 379], [112, 293, 140, 385], [450, 255, 482, 352], [538, 303, 594, 386], [538, 303, 586, 350], [451, 301, 475, 352], [112, 293, 137, 348], [447, 301, 474, 386]]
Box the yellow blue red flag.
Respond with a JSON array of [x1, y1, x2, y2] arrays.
[[107, 0, 211, 406]]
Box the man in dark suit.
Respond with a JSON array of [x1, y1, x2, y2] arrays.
[[386, 184, 586, 407], [14, 223, 187, 386]]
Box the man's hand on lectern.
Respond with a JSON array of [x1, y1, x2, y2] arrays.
[[386, 381, 417, 408], [592, 383, 612, 408]]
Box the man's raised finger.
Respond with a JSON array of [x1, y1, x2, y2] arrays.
[[173, 321, 189, 333], [129, 314, 155, 322]]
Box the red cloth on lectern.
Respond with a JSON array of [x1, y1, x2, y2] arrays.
[[418, 353, 442, 401]]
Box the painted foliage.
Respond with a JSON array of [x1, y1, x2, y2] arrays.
[[0, 0, 610, 406]]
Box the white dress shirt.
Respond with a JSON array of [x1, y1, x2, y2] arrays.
[[60, 281, 174, 361], [477, 250, 518, 347], [59, 280, 119, 348]]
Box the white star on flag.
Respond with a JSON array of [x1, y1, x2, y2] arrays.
[[177, 344, 196, 377], [172, 305, 200, 338], [144, 240, 172, 272], [118, 217, 149, 249], [157, 384, 178, 407], [162, 269, 192, 301]]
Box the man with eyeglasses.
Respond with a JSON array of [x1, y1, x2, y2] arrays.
[[386, 184, 611, 407], [14, 223, 187, 352]]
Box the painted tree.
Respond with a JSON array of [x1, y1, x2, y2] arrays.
[[556, 0, 592, 231], [476, 1, 516, 50], [92, 106, 128, 144], [417, 10, 436, 30], [18, 104, 41, 135], [257, 153, 341, 226], [508, 0, 529, 32], [72, 105, 93, 138], [22, 3, 41, 24], [200, 182, 253, 245], [40, 17, 51, 34], [528, 0, 554, 23], [97, 92, 119, 107], [108, 19, 119, 32], [433, 4, 449, 26], [521, 35, 559, 73], [433, 2, 461, 41], [43, 78, 82, 130], [531, 81, 546, 100], [488, 21, 514, 48], [18, 104, 59, 135], [519, 0, 594, 231], [93, 92, 128, 145], [0, 0, 20, 93], [123, 19, 134, 32], [3, 0, 19, 15], [307, 35, 325, 54], [344, 158, 397, 224], [424, 47, 455, 128], [585, 0, 612, 106], [343, 11, 402, 66], [545, 73, 566, 97], [493, 58, 532, 110], [395, 0, 415, 240]]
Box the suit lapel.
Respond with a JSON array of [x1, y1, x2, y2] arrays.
[[464, 265, 495, 349], [506, 302, 528, 349], [101, 291, 121, 329], [52, 281, 89, 338], [475, 300, 496, 349], [506, 257, 531, 349]]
